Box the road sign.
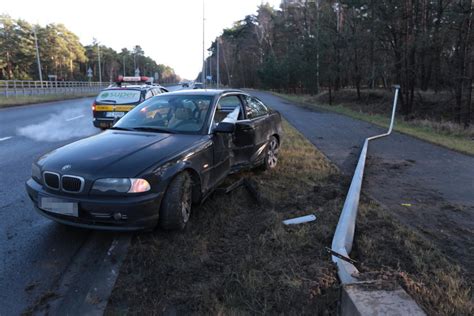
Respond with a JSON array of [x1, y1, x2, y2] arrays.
[[206, 75, 212, 80], [135, 68, 140, 76], [154, 72, 159, 81], [87, 67, 93, 78]]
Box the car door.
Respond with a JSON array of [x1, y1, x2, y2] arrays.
[[208, 95, 240, 188], [232, 96, 270, 166]]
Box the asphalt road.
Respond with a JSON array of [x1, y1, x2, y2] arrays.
[[251, 91, 474, 277], [0, 85, 183, 314]]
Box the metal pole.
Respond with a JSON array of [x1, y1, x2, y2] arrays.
[[217, 37, 220, 89], [201, 0, 205, 85], [97, 43, 102, 86], [33, 27, 43, 84]]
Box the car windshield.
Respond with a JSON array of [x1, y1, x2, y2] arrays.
[[96, 89, 141, 104], [114, 94, 213, 133]]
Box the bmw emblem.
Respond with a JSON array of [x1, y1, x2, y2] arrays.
[[61, 164, 72, 171]]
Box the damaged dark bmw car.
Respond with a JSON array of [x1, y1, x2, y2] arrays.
[[26, 90, 282, 231]]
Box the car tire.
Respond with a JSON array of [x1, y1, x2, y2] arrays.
[[159, 171, 193, 230], [261, 136, 279, 171]]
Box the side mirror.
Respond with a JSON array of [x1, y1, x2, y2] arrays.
[[213, 121, 235, 133]]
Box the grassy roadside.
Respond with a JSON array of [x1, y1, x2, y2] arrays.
[[106, 121, 472, 315], [0, 93, 97, 108], [273, 93, 474, 156]]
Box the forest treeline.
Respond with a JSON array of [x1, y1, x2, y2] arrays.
[[0, 15, 180, 83], [204, 0, 473, 126]]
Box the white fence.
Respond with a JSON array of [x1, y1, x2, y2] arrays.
[[0, 80, 107, 97]]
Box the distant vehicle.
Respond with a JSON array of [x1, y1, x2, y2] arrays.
[[182, 83, 189, 88], [193, 82, 204, 89], [92, 76, 167, 129], [26, 89, 283, 231]]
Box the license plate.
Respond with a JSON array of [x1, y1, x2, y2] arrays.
[[39, 197, 78, 217], [106, 112, 125, 118]]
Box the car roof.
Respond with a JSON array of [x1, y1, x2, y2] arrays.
[[162, 89, 248, 97]]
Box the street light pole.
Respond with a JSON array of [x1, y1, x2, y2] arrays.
[[33, 26, 43, 84]]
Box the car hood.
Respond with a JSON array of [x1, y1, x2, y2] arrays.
[[37, 130, 205, 178]]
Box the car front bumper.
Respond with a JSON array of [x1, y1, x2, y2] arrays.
[[26, 178, 163, 231]]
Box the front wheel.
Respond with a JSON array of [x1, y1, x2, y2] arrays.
[[261, 136, 279, 171], [159, 172, 193, 230]]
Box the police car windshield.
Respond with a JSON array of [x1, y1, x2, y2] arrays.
[[96, 90, 141, 104], [114, 95, 213, 133]]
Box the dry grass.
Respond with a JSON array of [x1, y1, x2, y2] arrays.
[[107, 121, 472, 315], [411, 119, 474, 139]]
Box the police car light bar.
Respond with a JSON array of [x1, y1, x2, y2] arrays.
[[116, 76, 151, 82]]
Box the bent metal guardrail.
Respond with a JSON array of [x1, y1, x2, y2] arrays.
[[331, 85, 400, 284], [0, 80, 107, 97]]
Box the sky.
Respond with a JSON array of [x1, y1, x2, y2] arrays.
[[2, 0, 282, 79]]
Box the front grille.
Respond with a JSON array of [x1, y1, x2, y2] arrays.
[[44, 172, 60, 189], [62, 175, 84, 193]]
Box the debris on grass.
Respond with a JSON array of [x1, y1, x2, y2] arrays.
[[283, 214, 317, 225]]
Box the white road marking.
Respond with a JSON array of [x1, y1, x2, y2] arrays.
[[66, 114, 84, 122], [0, 136, 13, 142]]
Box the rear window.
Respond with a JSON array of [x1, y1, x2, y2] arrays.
[[96, 90, 141, 104]]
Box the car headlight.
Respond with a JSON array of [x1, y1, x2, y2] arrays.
[[32, 164, 42, 183], [92, 178, 151, 194]]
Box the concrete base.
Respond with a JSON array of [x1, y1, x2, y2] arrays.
[[341, 282, 425, 316]]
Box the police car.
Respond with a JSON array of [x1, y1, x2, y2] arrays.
[[92, 76, 168, 129]]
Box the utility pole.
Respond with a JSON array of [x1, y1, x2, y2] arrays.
[[97, 42, 102, 86], [201, 0, 205, 85], [33, 26, 43, 84], [216, 37, 220, 88]]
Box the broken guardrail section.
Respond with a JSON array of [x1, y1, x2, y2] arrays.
[[331, 85, 400, 283], [330, 86, 425, 315], [328, 85, 425, 316]]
